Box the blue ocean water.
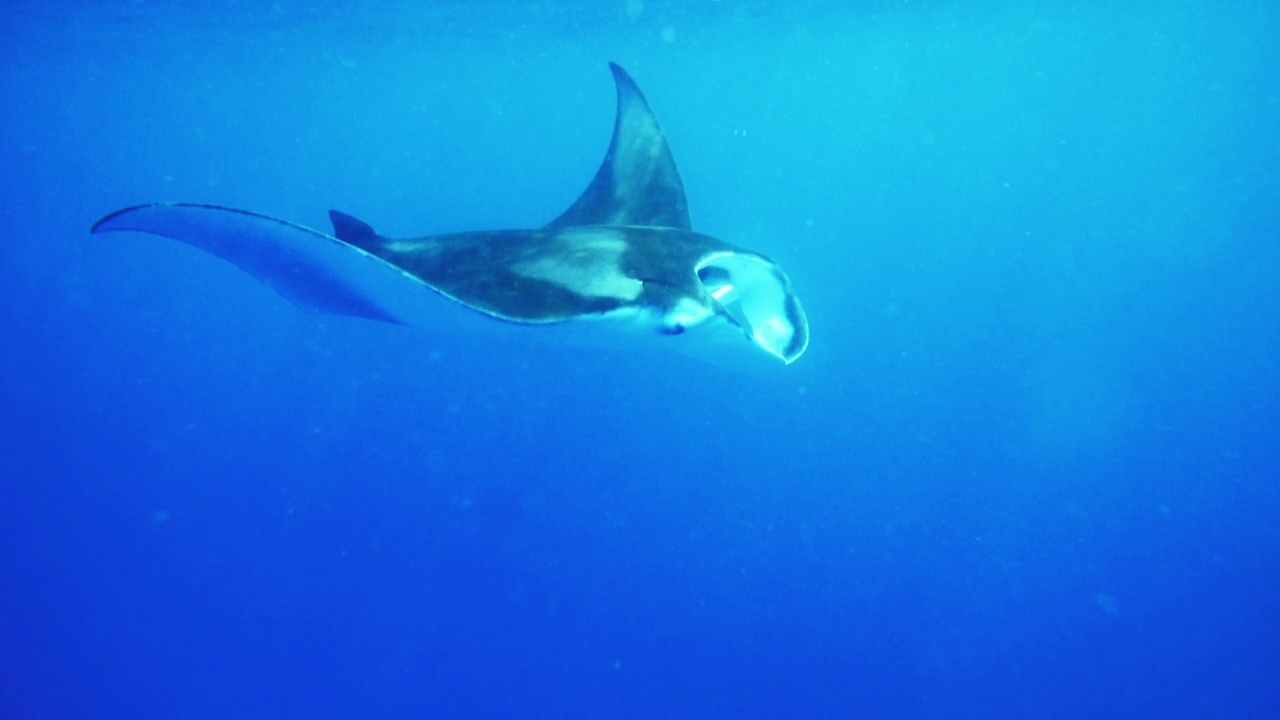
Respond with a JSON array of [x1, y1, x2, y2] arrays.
[[2, 0, 1277, 717]]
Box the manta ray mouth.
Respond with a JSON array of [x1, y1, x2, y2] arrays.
[[696, 252, 809, 364]]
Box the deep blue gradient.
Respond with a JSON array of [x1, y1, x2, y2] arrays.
[[3, 1, 1278, 717]]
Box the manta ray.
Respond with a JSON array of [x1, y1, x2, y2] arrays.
[[91, 63, 809, 365]]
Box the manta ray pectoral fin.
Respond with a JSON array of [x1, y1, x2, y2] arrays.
[[90, 203, 441, 326], [546, 63, 692, 231]]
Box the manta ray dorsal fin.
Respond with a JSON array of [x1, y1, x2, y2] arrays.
[[546, 63, 692, 231]]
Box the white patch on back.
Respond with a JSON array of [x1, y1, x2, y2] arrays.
[[510, 228, 643, 301], [384, 240, 427, 253]]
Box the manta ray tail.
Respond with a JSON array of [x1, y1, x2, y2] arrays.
[[329, 210, 382, 249]]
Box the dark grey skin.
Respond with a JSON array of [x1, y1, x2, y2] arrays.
[[330, 215, 744, 325]]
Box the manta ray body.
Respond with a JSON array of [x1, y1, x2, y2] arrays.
[[92, 64, 809, 365]]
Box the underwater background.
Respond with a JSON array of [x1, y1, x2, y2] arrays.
[[2, 0, 1277, 717]]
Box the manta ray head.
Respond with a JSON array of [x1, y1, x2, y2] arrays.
[[692, 251, 809, 365]]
